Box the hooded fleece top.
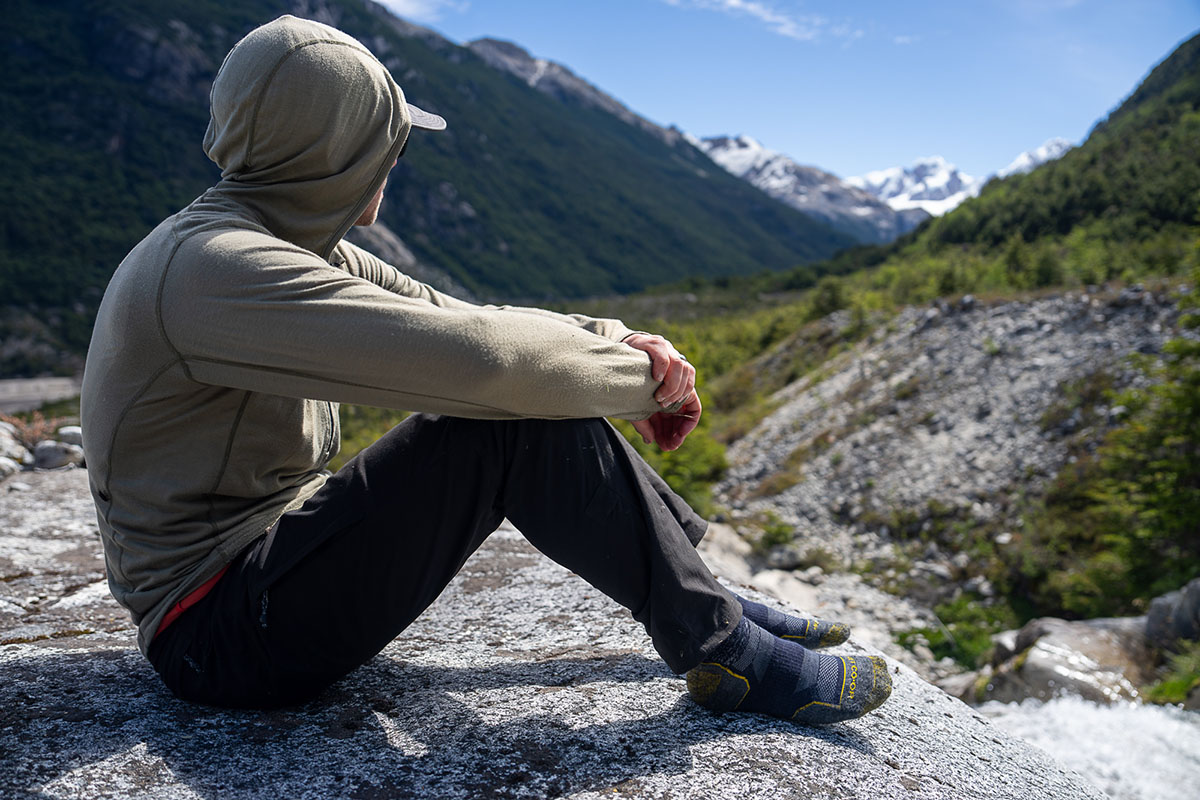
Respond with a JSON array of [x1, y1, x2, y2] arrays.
[[81, 16, 670, 655]]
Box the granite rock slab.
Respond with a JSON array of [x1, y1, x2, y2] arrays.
[[1, 470, 1103, 799]]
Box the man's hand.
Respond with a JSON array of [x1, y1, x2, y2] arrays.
[[631, 390, 702, 451], [623, 333, 701, 451], [623, 333, 695, 408]]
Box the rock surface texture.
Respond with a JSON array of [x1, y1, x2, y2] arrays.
[[0, 469, 1104, 799]]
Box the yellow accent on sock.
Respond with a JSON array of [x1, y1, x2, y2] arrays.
[[792, 699, 841, 717], [693, 662, 751, 710], [844, 656, 857, 701]]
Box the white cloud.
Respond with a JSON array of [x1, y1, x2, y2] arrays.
[[662, 0, 838, 43], [375, 0, 469, 24], [893, 34, 917, 46]]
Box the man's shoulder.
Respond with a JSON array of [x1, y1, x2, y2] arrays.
[[172, 211, 327, 280], [175, 211, 306, 259]]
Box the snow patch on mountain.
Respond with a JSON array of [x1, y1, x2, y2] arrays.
[[997, 137, 1073, 179], [846, 157, 982, 217]]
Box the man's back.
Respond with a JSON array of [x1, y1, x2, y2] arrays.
[[81, 197, 336, 652]]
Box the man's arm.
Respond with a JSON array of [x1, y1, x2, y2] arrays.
[[163, 234, 674, 422], [336, 240, 637, 342], [335, 238, 701, 447]]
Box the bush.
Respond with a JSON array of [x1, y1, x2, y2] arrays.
[[0, 410, 64, 450], [1002, 264, 1200, 618]]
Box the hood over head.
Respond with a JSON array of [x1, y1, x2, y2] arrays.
[[202, 15, 444, 259]]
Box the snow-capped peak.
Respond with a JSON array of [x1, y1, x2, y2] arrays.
[[997, 137, 1073, 178], [693, 134, 781, 178], [695, 134, 929, 244], [847, 157, 981, 217], [847, 138, 1074, 217]]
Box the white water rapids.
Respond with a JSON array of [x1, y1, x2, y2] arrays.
[[979, 697, 1200, 800]]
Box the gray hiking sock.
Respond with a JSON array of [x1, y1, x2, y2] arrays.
[[737, 594, 851, 649], [686, 617, 891, 725]]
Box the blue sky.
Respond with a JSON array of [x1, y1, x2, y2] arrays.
[[380, 1, 1200, 179]]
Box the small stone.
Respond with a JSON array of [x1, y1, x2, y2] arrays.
[[56, 426, 83, 446]]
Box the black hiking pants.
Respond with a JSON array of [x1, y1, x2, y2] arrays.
[[147, 414, 741, 708]]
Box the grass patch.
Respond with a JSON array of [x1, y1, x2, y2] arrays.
[[750, 511, 794, 555], [1145, 640, 1200, 705], [897, 595, 1021, 669]]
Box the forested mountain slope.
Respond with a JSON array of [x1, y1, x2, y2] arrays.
[[0, 0, 851, 376]]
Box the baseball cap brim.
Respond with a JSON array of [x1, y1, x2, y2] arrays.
[[408, 103, 446, 131]]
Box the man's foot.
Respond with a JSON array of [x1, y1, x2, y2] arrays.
[[736, 595, 851, 649], [686, 617, 891, 725]]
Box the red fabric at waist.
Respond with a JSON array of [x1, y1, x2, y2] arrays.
[[154, 563, 231, 639]]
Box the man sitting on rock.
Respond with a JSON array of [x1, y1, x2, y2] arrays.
[[80, 15, 890, 723]]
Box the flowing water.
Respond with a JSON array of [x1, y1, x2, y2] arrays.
[[979, 697, 1200, 800]]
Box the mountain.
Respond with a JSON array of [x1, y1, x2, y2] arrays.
[[0, 0, 854, 377], [692, 135, 929, 245], [923, 31, 1200, 252], [465, 43, 927, 247], [679, 31, 1200, 319], [846, 157, 982, 217], [466, 37, 683, 148]]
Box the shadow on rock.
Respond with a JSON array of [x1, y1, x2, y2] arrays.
[[1, 645, 872, 798]]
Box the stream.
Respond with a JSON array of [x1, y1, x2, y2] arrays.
[[980, 696, 1200, 800]]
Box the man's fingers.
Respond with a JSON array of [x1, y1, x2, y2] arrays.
[[649, 346, 670, 383], [624, 333, 672, 382], [655, 358, 696, 407], [656, 360, 681, 404], [631, 417, 655, 445]]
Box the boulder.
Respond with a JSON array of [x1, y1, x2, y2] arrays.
[[0, 471, 1104, 799], [56, 425, 83, 446], [0, 456, 19, 481], [1146, 577, 1200, 652], [33, 440, 84, 470], [969, 617, 1153, 705], [0, 427, 31, 464]]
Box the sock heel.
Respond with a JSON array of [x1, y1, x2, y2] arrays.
[[686, 662, 751, 712]]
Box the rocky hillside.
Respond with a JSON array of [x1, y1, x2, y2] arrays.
[[703, 284, 1193, 695], [0, 469, 1105, 800], [717, 286, 1178, 592], [721, 287, 1171, 546]]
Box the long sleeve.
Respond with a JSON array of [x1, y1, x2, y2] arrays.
[[161, 231, 661, 421], [334, 239, 637, 343]]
